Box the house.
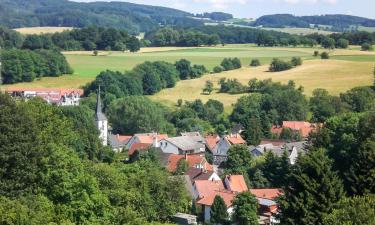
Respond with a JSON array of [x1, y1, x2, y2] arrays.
[[212, 133, 246, 165], [159, 134, 206, 155], [250, 141, 308, 165], [173, 213, 197, 225], [205, 134, 220, 153], [108, 134, 132, 152], [166, 154, 214, 173], [271, 121, 317, 138], [128, 143, 153, 157], [224, 175, 248, 192], [193, 175, 249, 222], [125, 132, 168, 150], [251, 189, 283, 225], [6, 87, 83, 106], [185, 167, 221, 182]]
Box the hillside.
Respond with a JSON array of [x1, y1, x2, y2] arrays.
[[0, 0, 201, 33], [252, 14, 375, 31]]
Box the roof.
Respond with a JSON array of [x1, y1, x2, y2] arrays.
[[205, 135, 220, 151], [108, 134, 132, 149], [128, 143, 151, 156], [257, 197, 277, 207], [225, 134, 246, 145], [225, 175, 248, 192], [196, 190, 236, 208], [135, 133, 168, 144], [95, 87, 107, 121], [185, 167, 217, 181], [164, 136, 205, 152], [260, 139, 286, 147], [250, 189, 283, 200], [272, 121, 316, 138], [167, 154, 213, 172], [194, 180, 225, 199], [6, 88, 84, 103]]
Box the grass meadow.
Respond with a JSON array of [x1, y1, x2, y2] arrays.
[[4, 44, 375, 110]]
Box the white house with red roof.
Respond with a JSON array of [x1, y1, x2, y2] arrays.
[[125, 132, 168, 151]]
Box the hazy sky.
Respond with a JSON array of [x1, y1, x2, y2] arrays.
[[74, 0, 375, 19]]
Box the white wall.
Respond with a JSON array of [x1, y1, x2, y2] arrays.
[[97, 120, 108, 146], [289, 147, 298, 165], [159, 140, 179, 154]]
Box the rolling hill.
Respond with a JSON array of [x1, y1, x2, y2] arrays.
[[0, 0, 202, 33]]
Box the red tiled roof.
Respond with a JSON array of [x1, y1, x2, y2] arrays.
[[6, 88, 84, 97], [250, 189, 283, 200], [205, 135, 219, 151], [225, 175, 248, 192], [194, 180, 225, 198], [271, 121, 316, 138], [116, 135, 132, 143], [197, 190, 236, 207], [167, 154, 213, 172], [135, 133, 168, 144], [128, 143, 151, 156], [226, 134, 246, 145]]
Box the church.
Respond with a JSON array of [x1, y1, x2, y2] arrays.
[[95, 87, 108, 146]]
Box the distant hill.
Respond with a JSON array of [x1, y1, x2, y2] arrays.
[[252, 14, 375, 31], [0, 0, 202, 33]]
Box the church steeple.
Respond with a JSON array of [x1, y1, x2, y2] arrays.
[[95, 86, 107, 121]]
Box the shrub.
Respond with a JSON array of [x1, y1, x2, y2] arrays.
[[361, 43, 373, 51], [269, 58, 293, 72], [291, 57, 302, 66], [250, 59, 261, 67], [213, 66, 224, 73], [313, 51, 319, 57], [321, 52, 330, 59]]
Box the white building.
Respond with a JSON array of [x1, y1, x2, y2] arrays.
[[159, 134, 206, 155], [95, 87, 108, 146]]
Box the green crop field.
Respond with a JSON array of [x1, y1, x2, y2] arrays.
[[4, 45, 374, 110]]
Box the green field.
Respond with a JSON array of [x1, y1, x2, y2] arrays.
[[4, 45, 375, 110]]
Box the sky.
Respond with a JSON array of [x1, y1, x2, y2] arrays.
[[74, 0, 375, 19]]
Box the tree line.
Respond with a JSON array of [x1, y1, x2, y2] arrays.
[[1, 49, 73, 84]]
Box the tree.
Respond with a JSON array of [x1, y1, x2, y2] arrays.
[[175, 59, 192, 80], [108, 96, 175, 135], [226, 145, 254, 175], [262, 151, 291, 188], [361, 42, 373, 51], [313, 50, 319, 57], [203, 80, 214, 95], [126, 36, 141, 52], [221, 58, 234, 71], [175, 158, 189, 175], [310, 88, 344, 122], [213, 66, 224, 73], [290, 57, 302, 66], [340, 86, 375, 112], [278, 149, 344, 225], [210, 195, 229, 225], [322, 195, 375, 225], [232, 192, 259, 225], [244, 117, 262, 145], [335, 38, 349, 49], [250, 59, 260, 67], [321, 37, 335, 49], [269, 58, 292, 72], [321, 51, 330, 59]]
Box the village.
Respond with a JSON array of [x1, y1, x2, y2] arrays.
[[5, 86, 318, 225]]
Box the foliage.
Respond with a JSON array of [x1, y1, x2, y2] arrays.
[[219, 78, 247, 94], [175, 158, 189, 175], [213, 66, 224, 73], [220, 57, 242, 71], [361, 42, 373, 51], [225, 145, 254, 175], [262, 152, 291, 188], [322, 195, 375, 225], [312, 112, 375, 195], [335, 38, 349, 49], [290, 57, 302, 66], [278, 149, 344, 225], [321, 37, 336, 49], [1, 49, 73, 84], [203, 80, 214, 95], [269, 58, 293, 72], [321, 51, 330, 59], [250, 59, 261, 67], [108, 96, 175, 135], [232, 192, 259, 225], [210, 195, 229, 224], [175, 59, 207, 80], [340, 86, 375, 112]]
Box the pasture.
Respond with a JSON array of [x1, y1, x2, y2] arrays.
[[4, 45, 374, 110], [14, 27, 74, 35]]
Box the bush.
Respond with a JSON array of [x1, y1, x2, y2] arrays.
[[220, 58, 242, 71], [361, 43, 373, 51], [313, 51, 319, 57], [269, 58, 293, 72], [321, 52, 330, 59], [291, 57, 303, 66], [213, 66, 224, 73], [336, 38, 349, 49], [250, 59, 261, 67]]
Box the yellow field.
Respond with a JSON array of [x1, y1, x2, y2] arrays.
[[14, 27, 74, 34], [150, 60, 374, 109]]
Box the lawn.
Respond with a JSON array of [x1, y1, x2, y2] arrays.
[[3, 45, 374, 110], [14, 26, 73, 35]]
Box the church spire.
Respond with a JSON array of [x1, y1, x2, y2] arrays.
[[95, 86, 107, 121]]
